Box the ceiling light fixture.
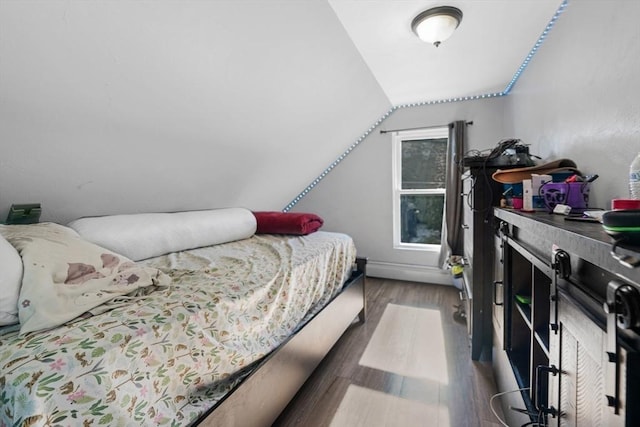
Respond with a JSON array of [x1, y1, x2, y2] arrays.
[[411, 6, 463, 47]]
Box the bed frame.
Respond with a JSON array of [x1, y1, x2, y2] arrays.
[[196, 257, 367, 426]]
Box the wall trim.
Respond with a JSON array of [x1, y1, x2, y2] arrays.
[[503, 0, 568, 94], [366, 261, 452, 286], [283, 106, 396, 212], [282, 0, 568, 213]]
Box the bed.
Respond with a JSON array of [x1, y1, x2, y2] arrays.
[[0, 208, 366, 426]]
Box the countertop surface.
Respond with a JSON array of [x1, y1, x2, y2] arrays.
[[494, 208, 640, 286]]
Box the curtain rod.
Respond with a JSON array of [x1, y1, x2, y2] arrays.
[[379, 121, 473, 134]]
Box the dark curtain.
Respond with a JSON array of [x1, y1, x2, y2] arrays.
[[439, 120, 465, 268]]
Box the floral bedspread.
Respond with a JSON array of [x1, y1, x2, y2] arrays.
[[0, 231, 356, 426]]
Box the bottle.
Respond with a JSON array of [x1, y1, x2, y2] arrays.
[[630, 152, 640, 199]]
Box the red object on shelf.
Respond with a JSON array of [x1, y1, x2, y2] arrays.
[[512, 196, 523, 209], [611, 199, 640, 210]]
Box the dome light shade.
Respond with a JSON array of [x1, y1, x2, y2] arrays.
[[411, 6, 463, 47]]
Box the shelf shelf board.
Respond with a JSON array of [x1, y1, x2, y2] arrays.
[[509, 353, 531, 388], [533, 331, 550, 357], [515, 300, 533, 328]]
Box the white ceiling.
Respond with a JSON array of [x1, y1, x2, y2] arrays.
[[328, 0, 563, 105]]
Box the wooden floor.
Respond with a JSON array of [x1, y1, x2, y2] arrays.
[[273, 277, 503, 427]]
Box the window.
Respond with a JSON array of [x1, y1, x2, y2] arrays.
[[392, 127, 448, 250]]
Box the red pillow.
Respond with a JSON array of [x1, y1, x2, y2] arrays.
[[252, 211, 324, 235]]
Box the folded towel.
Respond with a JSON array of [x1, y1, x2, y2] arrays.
[[253, 211, 324, 235]]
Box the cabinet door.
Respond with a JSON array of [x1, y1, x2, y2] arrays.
[[548, 291, 606, 427]]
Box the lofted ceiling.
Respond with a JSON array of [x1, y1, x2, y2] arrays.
[[329, 0, 564, 105], [0, 0, 570, 223]]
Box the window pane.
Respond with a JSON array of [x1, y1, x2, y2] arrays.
[[400, 194, 444, 244], [401, 138, 447, 189]]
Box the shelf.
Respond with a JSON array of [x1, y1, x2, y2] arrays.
[[501, 228, 553, 424], [515, 300, 532, 328], [509, 347, 531, 389], [534, 331, 550, 358]]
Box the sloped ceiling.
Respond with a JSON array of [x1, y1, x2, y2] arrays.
[[0, 0, 567, 223], [329, 0, 563, 105], [0, 0, 390, 223]]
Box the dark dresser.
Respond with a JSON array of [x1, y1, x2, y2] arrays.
[[492, 208, 640, 426]]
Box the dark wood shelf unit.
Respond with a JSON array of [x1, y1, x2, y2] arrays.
[[461, 162, 524, 361], [492, 208, 640, 426]]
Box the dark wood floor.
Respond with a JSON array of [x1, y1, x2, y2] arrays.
[[273, 277, 503, 427]]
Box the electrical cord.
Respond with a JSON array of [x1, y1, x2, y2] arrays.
[[481, 139, 525, 218], [463, 139, 529, 216], [489, 387, 530, 427]]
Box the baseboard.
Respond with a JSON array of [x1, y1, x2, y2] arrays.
[[366, 261, 452, 285]]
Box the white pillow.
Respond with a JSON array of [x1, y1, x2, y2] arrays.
[[0, 223, 170, 335], [68, 208, 257, 261], [0, 234, 23, 325]]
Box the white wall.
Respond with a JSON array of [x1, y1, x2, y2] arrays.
[[306, 0, 639, 282], [5, 0, 635, 283], [504, 0, 640, 209], [294, 96, 509, 283], [0, 0, 391, 224]]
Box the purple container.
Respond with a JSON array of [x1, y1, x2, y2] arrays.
[[539, 182, 590, 212]]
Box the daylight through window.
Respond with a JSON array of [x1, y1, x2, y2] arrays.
[[392, 127, 448, 249]]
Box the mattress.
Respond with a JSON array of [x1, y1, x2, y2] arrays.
[[0, 231, 356, 426]]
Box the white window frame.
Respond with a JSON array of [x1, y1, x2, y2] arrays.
[[392, 127, 448, 251]]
